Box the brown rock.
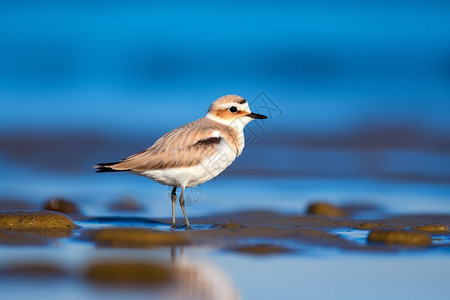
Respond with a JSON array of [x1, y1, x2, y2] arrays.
[[229, 244, 292, 256], [413, 224, 448, 234], [212, 222, 244, 229], [358, 223, 405, 230], [306, 202, 348, 217], [109, 197, 143, 212], [358, 223, 382, 230], [367, 230, 432, 247], [85, 262, 173, 285], [43, 198, 80, 214], [89, 228, 189, 248], [0, 210, 76, 230], [1, 263, 67, 277]]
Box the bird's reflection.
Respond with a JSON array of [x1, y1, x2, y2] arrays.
[[165, 245, 241, 300]]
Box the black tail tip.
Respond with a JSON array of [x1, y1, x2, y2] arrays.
[[95, 166, 113, 173], [94, 162, 121, 173]]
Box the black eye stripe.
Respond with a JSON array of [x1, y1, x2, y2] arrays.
[[229, 106, 238, 113]]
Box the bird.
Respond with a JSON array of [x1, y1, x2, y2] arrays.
[[95, 95, 267, 229]]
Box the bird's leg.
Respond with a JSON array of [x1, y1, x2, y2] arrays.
[[171, 186, 177, 229], [179, 187, 192, 229]]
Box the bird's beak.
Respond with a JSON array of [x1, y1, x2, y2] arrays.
[[246, 112, 268, 119]]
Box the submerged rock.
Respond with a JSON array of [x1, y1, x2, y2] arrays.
[[89, 228, 189, 248], [367, 230, 432, 247], [306, 202, 348, 217], [85, 261, 174, 285], [0, 210, 76, 230], [43, 198, 80, 214]]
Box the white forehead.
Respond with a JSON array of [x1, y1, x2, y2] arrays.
[[214, 101, 250, 111], [208, 95, 250, 112]]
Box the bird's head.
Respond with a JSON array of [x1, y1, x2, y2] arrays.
[[206, 95, 267, 127]]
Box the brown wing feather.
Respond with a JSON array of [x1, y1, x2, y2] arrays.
[[106, 118, 237, 171]]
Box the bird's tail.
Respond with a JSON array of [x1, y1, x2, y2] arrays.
[[94, 162, 128, 173]]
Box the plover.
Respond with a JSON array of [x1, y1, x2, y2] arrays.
[[95, 95, 267, 229]]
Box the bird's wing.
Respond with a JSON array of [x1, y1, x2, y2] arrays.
[[105, 118, 225, 171]]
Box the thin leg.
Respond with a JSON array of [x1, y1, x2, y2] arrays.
[[179, 187, 192, 229], [171, 186, 177, 228]]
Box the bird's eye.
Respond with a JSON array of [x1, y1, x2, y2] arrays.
[[229, 106, 238, 113]]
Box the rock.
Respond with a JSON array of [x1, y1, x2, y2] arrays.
[[43, 198, 80, 214], [85, 261, 174, 285], [367, 230, 432, 247], [358, 223, 405, 230], [306, 202, 348, 217], [89, 228, 189, 248], [0, 210, 76, 230], [229, 244, 292, 256], [413, 224, 448, 234], [109, 197, 143, 212], [1, 263, 67, 277], [358, 223, 382, 230], [212, 222, 244, 229]]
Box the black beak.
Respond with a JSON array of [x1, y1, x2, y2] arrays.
[[247, 112, 268, 119]]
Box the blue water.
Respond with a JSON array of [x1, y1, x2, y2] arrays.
[[1, 1, 450, 135]]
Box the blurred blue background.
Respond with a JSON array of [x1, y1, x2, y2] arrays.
[[1, 0, 450, 186]]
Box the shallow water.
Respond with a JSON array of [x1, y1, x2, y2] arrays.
[[1, 213, 450, 300], [1, 124, 450, 300], [1, 172, 450, 300]]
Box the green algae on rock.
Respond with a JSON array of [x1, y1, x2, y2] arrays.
[[367, 230, 432, 247], [306, 202, 348, 217], [0, 210, 76, 230], [85, 262, 174, 285], [89, 228, 189, 248]]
